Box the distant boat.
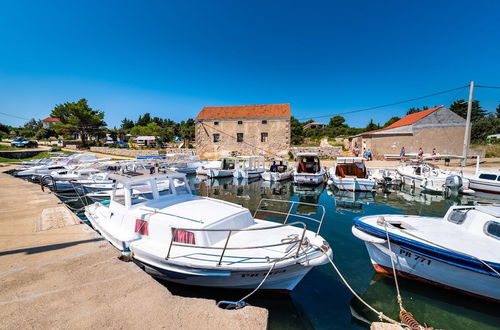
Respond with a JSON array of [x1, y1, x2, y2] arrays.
[[233, 156, 266, 179], [463, 157, 500, 194], [327, 157, 377, 192], [261, 158, 292, 182], [352, 205, 500, 301], [293, 153, 326, 185]]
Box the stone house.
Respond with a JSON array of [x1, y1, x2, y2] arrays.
[[41, 117, 60, 129], [347, 106, 466, 159], [195, 104, 291, 159]]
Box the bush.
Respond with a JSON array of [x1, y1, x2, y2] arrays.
[[50, 147, 62, 152]]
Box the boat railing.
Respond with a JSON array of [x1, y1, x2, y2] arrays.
[[165, 221, 308, 266], [253, 198, 325, 236]]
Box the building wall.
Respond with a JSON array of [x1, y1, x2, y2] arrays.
[[363, 126, 465, 158], [195, 117, 290, 159]]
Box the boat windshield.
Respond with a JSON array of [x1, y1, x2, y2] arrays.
[[130, 182, 155, 205], [297, 157, 320, 174], [172, 177, 190, 194]]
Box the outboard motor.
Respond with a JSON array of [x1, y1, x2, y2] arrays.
[[382, 169, 392, 182], [445, 175, 463, 191]]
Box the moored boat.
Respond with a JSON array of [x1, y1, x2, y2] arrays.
[[352, 205, 500, 301], [196, 158, 236, 178], [293, 153, 326, 185], [85, 172, 332, 291], [233, 156, 265, 179], [261, 159, 292, 181], [328, 157, 377, 192]]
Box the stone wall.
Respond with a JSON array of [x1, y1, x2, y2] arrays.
[[290, 146, 342, 159], [196, 117, 290, 159], [89, 147, 196, 157]]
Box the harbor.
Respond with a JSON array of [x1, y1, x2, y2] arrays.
[[0, 164, 267, 329], [1, 2, 500, 328], [1, 152, 499, 329]]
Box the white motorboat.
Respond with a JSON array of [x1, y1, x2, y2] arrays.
[[261, 159, 292, 181], [233, 156, 265, 179], [327, 157, 377, 192], [85, 172, 332, 291], [196, 158, 236, 178], [293, 153, 326, 185], [369, 168, 402, 186], [463, 157, 500, 194], [396, 161, 470, 194], [15, 153, 99, 178], [352, 205, 500, 301]]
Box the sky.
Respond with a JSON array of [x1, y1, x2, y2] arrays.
[[1, 0, 499, 128]]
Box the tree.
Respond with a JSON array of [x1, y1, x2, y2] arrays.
[[130, 122, 164, 137], [450, 99, 486, 122], [121, 118, 134, 131], [383, 116, 401, 128], [471, 117, 500, 142], [496, 102, 500, 118], [406, 106, 429, 115], [328, 115, 347, 128], [136, 113, 152, 127], [50, 98, 106, 147], [365, 119, 379, 131], [290, 116, 304, 145]]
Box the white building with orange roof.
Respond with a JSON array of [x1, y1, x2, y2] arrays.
[[195, 103, 291, 159]]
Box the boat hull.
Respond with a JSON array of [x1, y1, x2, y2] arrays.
[[233, 170, 264, 179], [135, 258, 313, 291], [363, 240, 500, 301], [261, 172, 291, 181], [196, 168, 233, 178], [468, 178, 500, 194], [293, 173, 325, 185], [330, 178, 376, 192]]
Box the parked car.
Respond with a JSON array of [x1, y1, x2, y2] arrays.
[[116, 141, 129, 148], [11, 137, 38, 148]]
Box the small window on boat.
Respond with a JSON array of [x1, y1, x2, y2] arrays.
[[172, 178, 190, 194], [485, 221, 500, 240], [447, 210, 467, 224], [479, 173, 497, 181], [135, 219, 149, 235], [130, 182, 155, 205], [173, 229, 196, 244]]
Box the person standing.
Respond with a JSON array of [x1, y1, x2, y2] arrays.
[[400, 146, 406, 161], [418, 147, 424, 160]]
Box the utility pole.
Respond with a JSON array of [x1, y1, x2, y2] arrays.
[[462, 81, 474, 167]]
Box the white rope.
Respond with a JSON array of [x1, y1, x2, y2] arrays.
[[384, 221, 404, 311]]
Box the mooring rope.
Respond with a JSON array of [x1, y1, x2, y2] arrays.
[[312, 244, 407, 327]]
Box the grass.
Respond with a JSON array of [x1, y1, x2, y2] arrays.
[[0, 143, 17, 150], [0, 150, 73, 163], [471, 143, 500, 158]]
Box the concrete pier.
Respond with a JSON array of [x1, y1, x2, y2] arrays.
[[0, 165, 268, 329]]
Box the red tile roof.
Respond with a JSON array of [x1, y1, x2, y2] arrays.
[[196, 103, 290, 120], [42, 117, 60, 122], [361, 106, 443, 135]]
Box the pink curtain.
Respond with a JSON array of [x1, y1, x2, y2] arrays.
[[174, 229, 196, 245], [135, 219, 149, 235]]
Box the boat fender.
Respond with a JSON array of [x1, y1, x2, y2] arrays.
[[119, 248, 133, 262], [351, 226, 386, 244], [327, 179, 333, 185]]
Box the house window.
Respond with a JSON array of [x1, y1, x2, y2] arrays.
[[262, 120, 267, 124], [214, 121, 219, 126], [261, 132, 268, 142], [213, 134, 220, 143], [238, 120, 243, 125], [237, 133, 244, 142]]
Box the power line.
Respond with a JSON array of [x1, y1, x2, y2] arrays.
[[476, 85, 500, 89], [297, 85, 470, 121], [0, 111, 31, 121]]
